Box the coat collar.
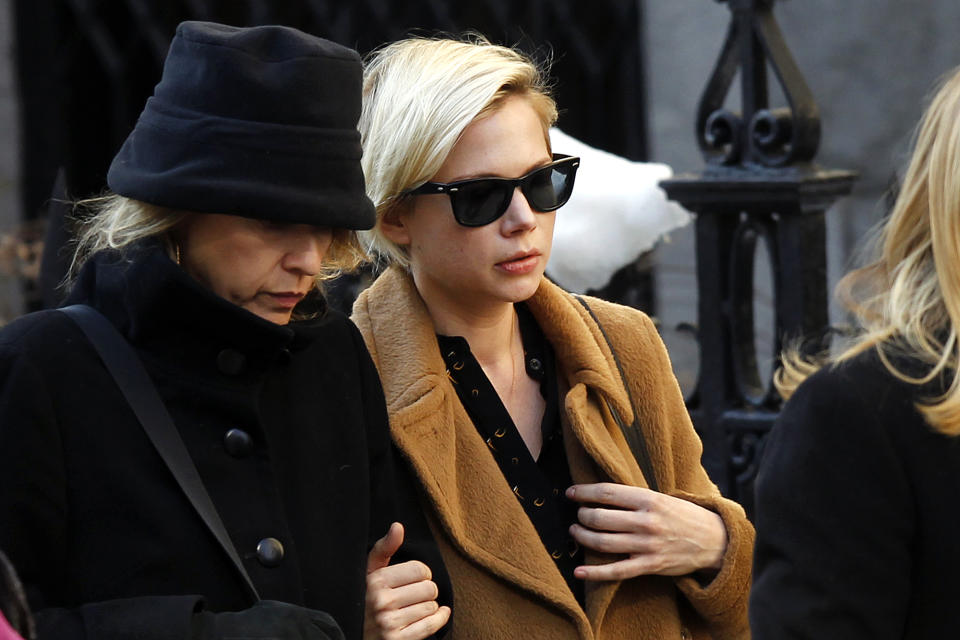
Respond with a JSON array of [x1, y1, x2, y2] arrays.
[[353, 268, 651, 629], [66, 240, 330, 374]]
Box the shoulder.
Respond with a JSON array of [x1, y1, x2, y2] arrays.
[[768, 347, 928, 472], [786, 348, 925, 426], [299, 307, 370, 361], [569, 292, 665, 362], [0, 309, 85, 360], [574, 293, 655, 328], [550, 285, 659, 343], [0, 310, 97, 416]]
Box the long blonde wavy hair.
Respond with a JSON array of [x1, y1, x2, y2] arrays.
[[776, 66, 960, 436], [68, 193, 366, 287]]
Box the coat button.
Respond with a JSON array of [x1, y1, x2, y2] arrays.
[[256, 537, 284, 567], [277, 348, 292, 365], [223, 429, 253, 457], [217, 349, 246, 375]]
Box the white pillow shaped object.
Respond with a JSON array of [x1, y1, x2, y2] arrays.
[[546, 127, 691, 294]]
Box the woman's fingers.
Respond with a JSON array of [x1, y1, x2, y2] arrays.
[[574, 556, 662, 581], [566, 482, 656, 510], [376, 604, 451, 640], [567, 482, 729, 579], [368, 560, 433, 591], [399, 605, 451, 640], [373, 600, 438, 633], [367, 565, 438, 612], [569, 524, 652, 554], [575, 504, 661, 533], [365, 559, 444, 640], [367, 522, 405, 574]]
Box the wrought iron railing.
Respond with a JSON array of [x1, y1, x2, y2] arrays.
[[661, 0, 857, 515]]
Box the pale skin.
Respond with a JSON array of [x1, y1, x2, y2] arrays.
[[566, 483, 727, 580], [177, 213, 333, 325], [368, 95, 727, 634], [364, 523, 451, 640]]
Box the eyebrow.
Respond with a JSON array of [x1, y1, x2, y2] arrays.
[[444, 156, 554, 183]]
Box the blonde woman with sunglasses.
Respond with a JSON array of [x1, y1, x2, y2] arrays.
[[351, 36, 753, 640]]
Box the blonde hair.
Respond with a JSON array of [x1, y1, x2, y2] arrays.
[[358, 35, 558, 268], [69, 193, 366, 287], [776, 66, 960, 436]]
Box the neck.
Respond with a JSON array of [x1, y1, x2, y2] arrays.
[[426, 298, 517, 368], [413, 272, 545, 457], [409, 265, 525, 366]]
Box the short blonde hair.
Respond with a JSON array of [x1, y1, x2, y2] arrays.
[[776, 65, 960, 436], [70, 193, 365, 287], [358, 35, 558, 268]]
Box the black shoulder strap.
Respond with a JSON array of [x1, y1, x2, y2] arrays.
[[60, 304, 261, 601], [574, 296, 660, 492]]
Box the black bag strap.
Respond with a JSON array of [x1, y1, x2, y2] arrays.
[[60, 304, 261, 601], [575, 296, 660, 492]]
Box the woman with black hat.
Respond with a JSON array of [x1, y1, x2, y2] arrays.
[[0, 21, 448, 640]]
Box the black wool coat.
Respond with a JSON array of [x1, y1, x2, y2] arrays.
[[750, 347, 960, 639], [0, 243, 448, 640]]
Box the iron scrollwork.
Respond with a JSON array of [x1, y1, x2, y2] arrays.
[[698, 0, 820, 167], [661, 0, 857, 511]]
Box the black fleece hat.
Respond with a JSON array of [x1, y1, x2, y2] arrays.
[[107, 21, 375, 230]]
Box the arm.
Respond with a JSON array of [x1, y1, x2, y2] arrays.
[[350, 326, 451, 640], [0, 346, 186, 639], [750, 365, 914, 639], [0, 333, 346, 640], [570, 305, 753, 638]]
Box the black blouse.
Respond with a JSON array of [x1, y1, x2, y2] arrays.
[[437, 304, 584, 604]]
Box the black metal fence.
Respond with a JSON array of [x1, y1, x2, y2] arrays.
[[661, 0, 856, 514]]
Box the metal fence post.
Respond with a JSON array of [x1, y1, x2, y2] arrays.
[[660, 0, 857, 515]]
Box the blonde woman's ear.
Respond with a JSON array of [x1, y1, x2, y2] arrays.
[[379, 207, 412, 247]]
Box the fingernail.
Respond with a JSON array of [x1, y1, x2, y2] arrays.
[[566, 486, 575, 498]]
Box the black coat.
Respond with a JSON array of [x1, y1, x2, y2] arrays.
[[0, 243, 448, 639], [750, 347, 960, 639]]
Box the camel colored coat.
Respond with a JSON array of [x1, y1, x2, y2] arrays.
[[351, 268, 752, 640]]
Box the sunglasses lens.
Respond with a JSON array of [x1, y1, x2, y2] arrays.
[[450, 181, 512, 226], [525, 162, 576, 212]]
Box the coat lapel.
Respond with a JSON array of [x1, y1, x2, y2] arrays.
[[354, 269, 586, 621], [528, 280, 657, 631], [353, 270, 658, 634], [527, 279, 649, 490]]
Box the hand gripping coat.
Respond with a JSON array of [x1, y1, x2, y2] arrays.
[[351, 268, 753, 640]]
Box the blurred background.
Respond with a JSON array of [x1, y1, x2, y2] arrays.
[[1, 0, 959, 396]]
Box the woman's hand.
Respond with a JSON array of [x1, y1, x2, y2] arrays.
[[566, 483, 727, 581], [364, 522, 451, 640]]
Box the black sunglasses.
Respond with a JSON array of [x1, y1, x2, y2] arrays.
[[405, 154, 581, 227]]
